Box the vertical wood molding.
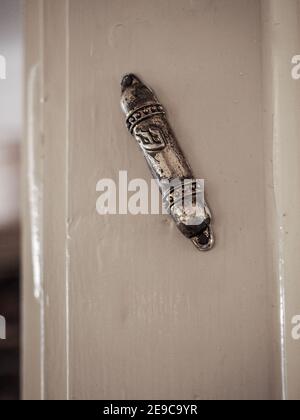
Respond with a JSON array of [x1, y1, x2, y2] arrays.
[[23, 0, 70, 400], [22, 0, 43, 400], [43, 0, 69, 400], [261, 0, 300, 400], [23, 0, 300, 400]]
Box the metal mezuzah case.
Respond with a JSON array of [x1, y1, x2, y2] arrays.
[[120, 74, 214, 251]]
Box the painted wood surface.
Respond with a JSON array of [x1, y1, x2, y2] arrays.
[[262, 0, 300, 401], [23, 0, 300, 400]]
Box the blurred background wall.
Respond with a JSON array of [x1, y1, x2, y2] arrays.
[[0, 0, 22, 145], [0, 0, 22, 400]]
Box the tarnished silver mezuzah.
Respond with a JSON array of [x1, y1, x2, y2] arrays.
[[120, 74, 214, 251]]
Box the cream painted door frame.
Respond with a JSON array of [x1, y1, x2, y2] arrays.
[[22, 0, 300, 400]]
